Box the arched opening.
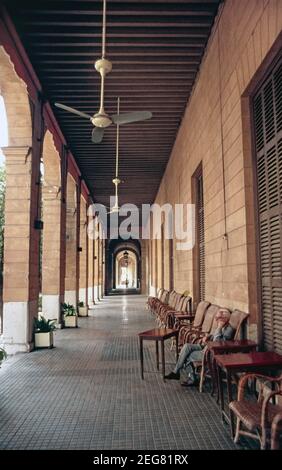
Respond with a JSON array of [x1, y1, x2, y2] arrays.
[[106, 239, 141, 295], [115, 249, 137, 289], [0, 45, 40, 354]]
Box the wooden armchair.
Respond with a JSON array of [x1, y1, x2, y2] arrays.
[[151, 289, 169, 316], [185, 304, 220, 345], [163, 295, 192, 329], [229, 373, 282, 449], [178, 301, 210, 346], [195, 309, 249, 392], [147, 288, 164, 313], [158, 292, 183, 326]]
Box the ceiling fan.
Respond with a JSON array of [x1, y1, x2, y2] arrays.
[[107, 98, 138, 216], [54, 0, 152, 143]]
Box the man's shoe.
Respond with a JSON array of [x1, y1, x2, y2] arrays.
[[164, 371, 180, 380], [181, 378, 198, 387]]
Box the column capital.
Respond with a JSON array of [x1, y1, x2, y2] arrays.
[[3, 145, 31, 156], [3, 146, 32, 164]]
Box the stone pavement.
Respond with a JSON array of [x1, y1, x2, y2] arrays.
[[0, 295, 239, 450]]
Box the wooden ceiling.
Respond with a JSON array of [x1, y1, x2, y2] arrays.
[[6, 0, 222, 209]]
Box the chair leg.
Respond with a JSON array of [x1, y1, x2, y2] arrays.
[[234, 418, 241, 444], [261, 428, 268, 450], [199, 367, 204, 393]]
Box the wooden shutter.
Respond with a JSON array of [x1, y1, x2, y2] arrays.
[[253, 58, 282, 354], [197, 171, 205, 301]]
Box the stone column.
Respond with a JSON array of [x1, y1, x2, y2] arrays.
[[79, 196, 88, 308], [64, 175, 78, 307], [41, 131, 65, 323], [87, 213, 95, 306], [2, 146, 40, 353]]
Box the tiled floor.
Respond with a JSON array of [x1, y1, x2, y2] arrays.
[[0, 295, 240, 450]]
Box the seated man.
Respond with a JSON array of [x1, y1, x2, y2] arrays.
[[165, 308, 234, 386]]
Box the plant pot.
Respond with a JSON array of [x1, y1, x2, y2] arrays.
[[64, 315, 78, 328], [35, 331, 54, 349], [78, 306, 88, 317]]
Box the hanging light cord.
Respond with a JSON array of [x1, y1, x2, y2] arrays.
[[115, 97, 120, 179], [102, 0, 107, 59]]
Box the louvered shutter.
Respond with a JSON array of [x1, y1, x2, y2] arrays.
[[253, 58, 282, 354], [197, 173, 205, 301]]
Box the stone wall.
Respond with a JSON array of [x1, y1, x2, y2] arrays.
[[148, 0, 282, 339]]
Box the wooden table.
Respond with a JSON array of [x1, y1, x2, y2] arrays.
[[215, 351, 282, 437], [138, 328, 179, 381], [206, 340, 257, 397]]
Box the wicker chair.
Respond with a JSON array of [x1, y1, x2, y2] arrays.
[[184, 304, 220, 345], [197, 309, 250, 392], [163, 295, 192, 329], [229, 373, 282, 449], [150, 289, 169, 316], [158, 292, 183, 326], [178, 301, 210, 346]]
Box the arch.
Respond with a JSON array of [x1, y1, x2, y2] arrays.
[[115, 249, 137, 289], [0, 46, 32, 148], [0, 46, 40, 353], [106, 239, 142, 294]]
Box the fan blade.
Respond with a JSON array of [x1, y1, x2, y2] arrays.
[[111, 111, 152, 125], [54, 102, 92, 120], [92, 127, 105, 143]]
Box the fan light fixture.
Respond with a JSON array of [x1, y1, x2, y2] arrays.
[[54, 0, 152, 143]]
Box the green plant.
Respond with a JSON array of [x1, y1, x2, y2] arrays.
[[78, 301, 84, 308], [0, 346, 7, 362], [61, 302, 77, 316], [34, 315, 56, 333]]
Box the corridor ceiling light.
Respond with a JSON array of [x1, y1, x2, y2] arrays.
[[54, 0, 152, 144]]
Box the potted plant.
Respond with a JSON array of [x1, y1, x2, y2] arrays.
[[61, 302, 78, 328], [78, 301, 88, 317], [0, 347, 7, 367], [34, 316, 56, 349]]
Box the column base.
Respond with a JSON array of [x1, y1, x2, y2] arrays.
[[87, 286, 95, 306], [42, 294, 61, 323], [94, 285, 100, 302], [2, 300, 37, 354], [79, 287, 87, 306], [64, 290, 77, 307]]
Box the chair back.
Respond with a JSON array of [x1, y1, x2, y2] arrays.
[[157, 288, 164, 299], [193, 301, 210, 328], [160, 290, 169, 304], [167, 290, 176, 306], [201, 304, 220, 334], [229, 309, 249, 340], [179, 295, 192, 313], [174, 293, 183, 310]]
